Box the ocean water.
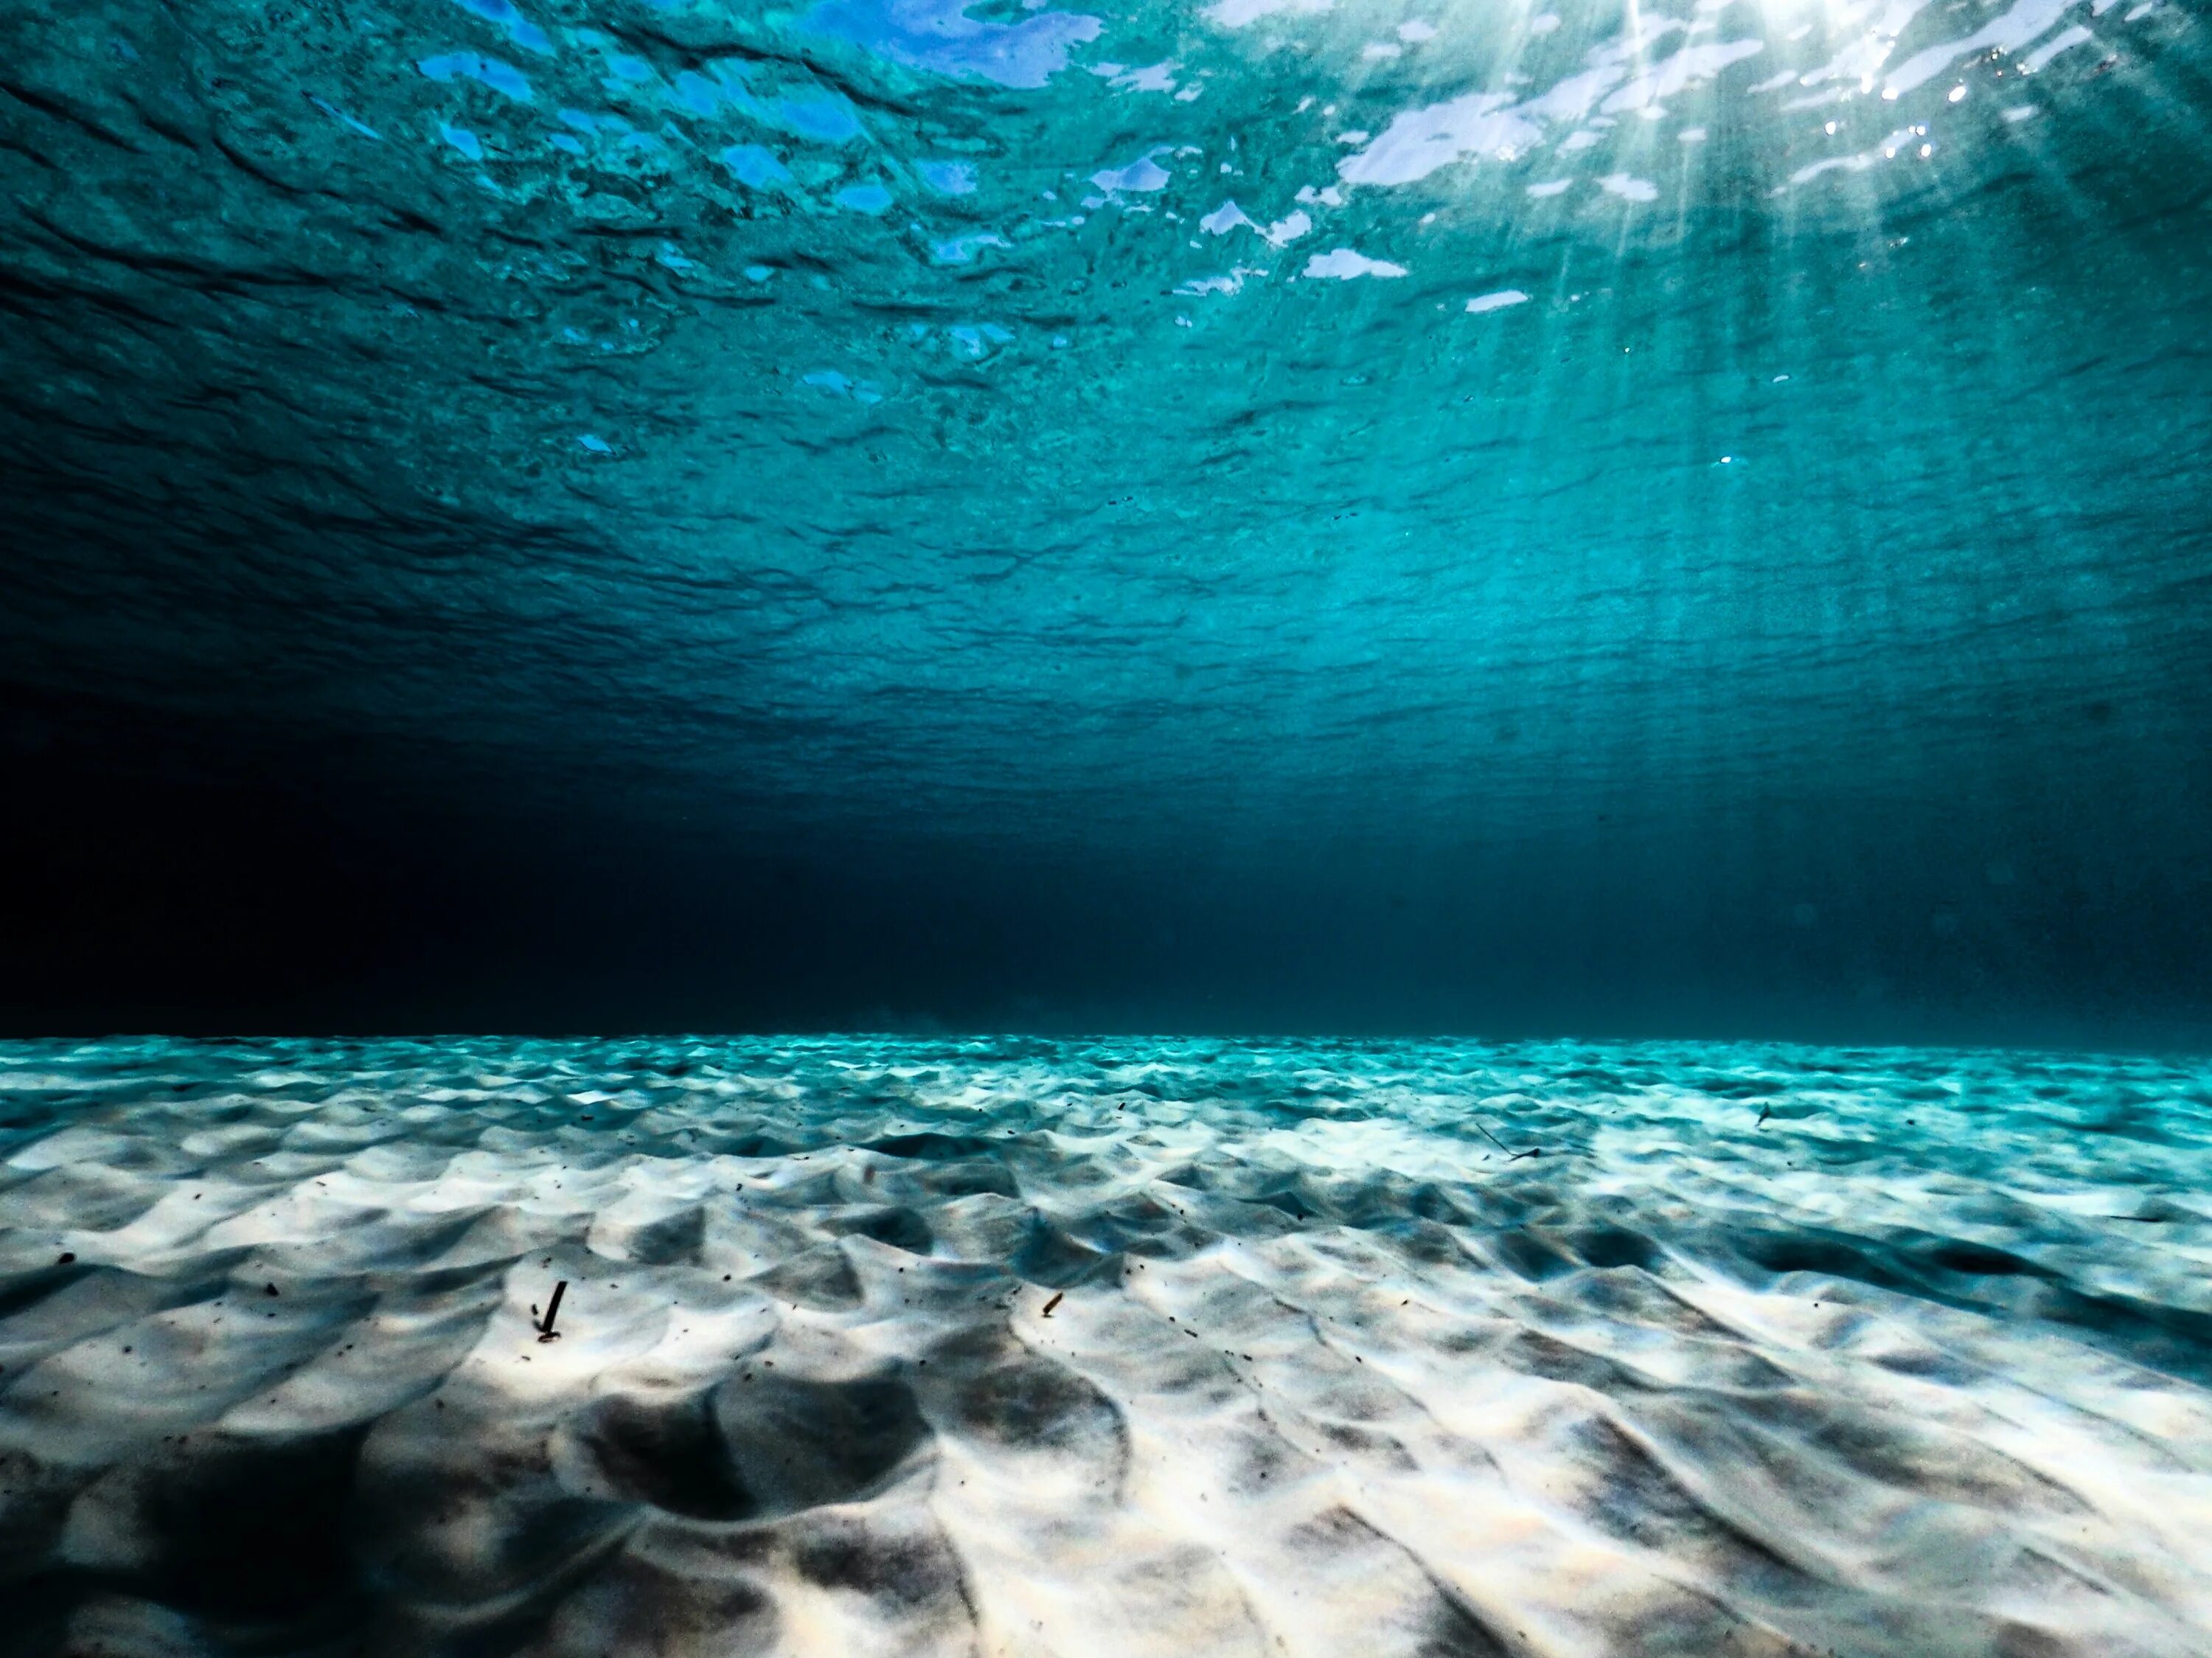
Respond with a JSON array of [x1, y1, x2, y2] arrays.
[[3, 1036, 2211, 1654], [2, 0, 2210, 1031], [3, 0, 2212, 1650]]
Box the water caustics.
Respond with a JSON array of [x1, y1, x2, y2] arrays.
[[4, 1036, 2212, 1654], [4, 10, 2212, 1648]]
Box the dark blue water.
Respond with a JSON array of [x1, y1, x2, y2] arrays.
[[1, 0, 2208, 1036], [8, 7, 2212, 1631]]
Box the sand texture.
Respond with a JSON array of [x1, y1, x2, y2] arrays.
[[2, 1036, 2211, 1657]]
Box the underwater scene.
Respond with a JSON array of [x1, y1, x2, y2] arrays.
[[4, 1036, 2212, 1657], [2, 0, 2211, 1648]]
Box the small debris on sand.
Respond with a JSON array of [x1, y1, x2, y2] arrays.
[[536, 1279, 568, 1342]]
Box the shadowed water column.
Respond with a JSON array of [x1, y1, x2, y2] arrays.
[[0, 0, 2205, 1033], [0, 0, 2210, 1651]]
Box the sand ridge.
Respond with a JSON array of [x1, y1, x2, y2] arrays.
[[2, 1036, 2210, 1656]]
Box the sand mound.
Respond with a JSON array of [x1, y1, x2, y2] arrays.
[[3, 1036, 2211, 1656]]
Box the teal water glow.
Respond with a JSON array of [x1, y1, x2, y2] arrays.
[[0, 0, 2208, 1026], [4, 6, 2211, 1643]]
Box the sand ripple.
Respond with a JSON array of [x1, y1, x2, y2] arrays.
[[3, 1036, 2211, 1656]]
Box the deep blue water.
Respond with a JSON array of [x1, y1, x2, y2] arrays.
[[6, 8, 2212, 1633], [1, 0, 2209, 1035]]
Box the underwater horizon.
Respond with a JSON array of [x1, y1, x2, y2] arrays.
[[2, 0, 2210, 1040], [3, 0, 2212, 1648]]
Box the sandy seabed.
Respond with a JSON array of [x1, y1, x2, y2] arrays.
[[1, 1036, 2209, 1658]]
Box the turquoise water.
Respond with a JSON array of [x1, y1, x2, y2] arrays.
[[2, 0, 2209, 1031], [5, 4, 2212, 1648]]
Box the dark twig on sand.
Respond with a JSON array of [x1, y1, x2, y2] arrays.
[[1042, 1291, 1064, 1317], [536, 1280, 568, 1342], [1469, 1114, 1540, 1162]]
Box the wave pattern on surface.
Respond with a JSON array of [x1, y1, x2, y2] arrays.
[[4, 0, 2210, 859], [3, 1036, 2211, 1656]]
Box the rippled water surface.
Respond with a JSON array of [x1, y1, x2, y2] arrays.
[[4, 1036, 2211, 1654], [5, 0, 2209, 855], [9, 0, 2211, 1035], [7, 0, 2212, 1639]]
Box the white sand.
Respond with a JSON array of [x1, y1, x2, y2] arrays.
[[3, 1036, 2211, 1656]]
